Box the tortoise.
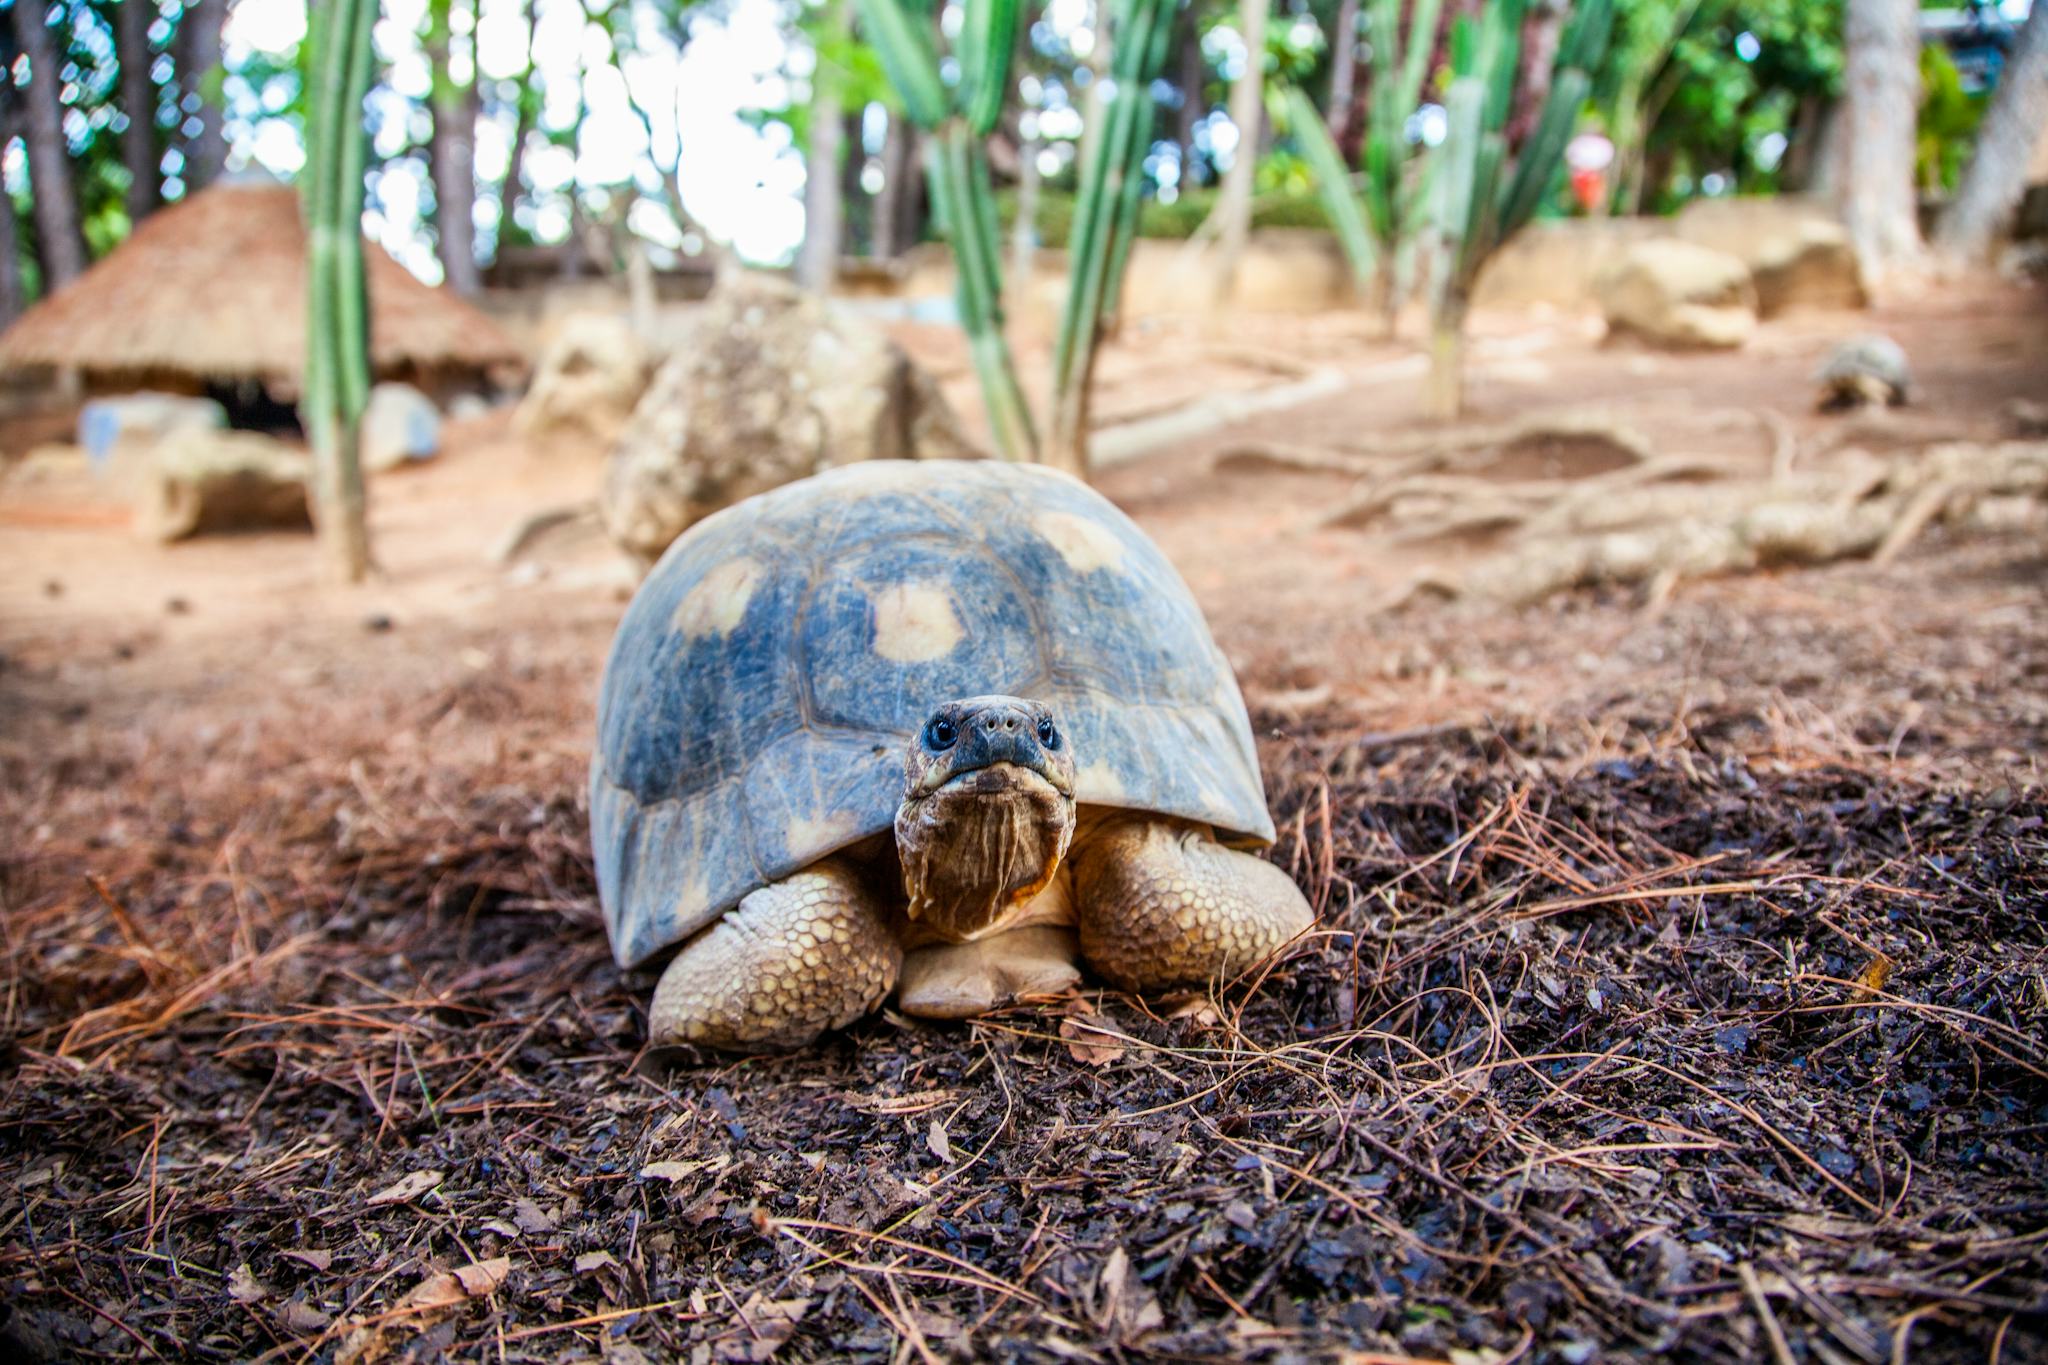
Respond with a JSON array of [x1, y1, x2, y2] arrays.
[[590, 459, 1313, 1049], [1816, 334, 1911, 411]]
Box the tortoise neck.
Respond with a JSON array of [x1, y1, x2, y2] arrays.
[[893, 775, 1076, 941]]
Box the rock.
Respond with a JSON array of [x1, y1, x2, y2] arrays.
[[362, 383, 442, 473], [132, 429, 312, 543], [515, 314, 655, 441], [1751, 221, 1867, 316], [1595, 241, 1757, 351], [601, 272, 983, 563], [1673, 197, 1867, 317], [78, 393, 226, 475]]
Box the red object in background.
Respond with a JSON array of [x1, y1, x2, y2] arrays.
[[1570, 167, 1606, 212]]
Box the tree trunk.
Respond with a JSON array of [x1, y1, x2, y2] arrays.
[[0, 93, 23, 328], [1841, 0, 1923, 278], [875, 114, 921, 257], [488, 0, 537, 265], [431, 85, 482, 294], [1325, 0, 1360, 148], [12, 0, 85, 291], [180, 0, 229, 188], [1174, 21, 1205, 184], [1206, 0, 1268, 306], [796, 0, 846, 292], [1510, 0, 1564, 146], [1933, 1, 2048, 266], [118, 0, 159, 223]]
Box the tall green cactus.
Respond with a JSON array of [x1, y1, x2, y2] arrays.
[[1284, 0, 1441, 336], [1426, 0, 1611, 417], [304, 0, 378, 581], [856, 0, 1175, 471]]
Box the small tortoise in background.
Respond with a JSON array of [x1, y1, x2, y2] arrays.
[[1816, 334, 1911, 411], [591, 460, 1313, 1049]]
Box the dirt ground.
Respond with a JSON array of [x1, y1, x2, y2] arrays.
[[2, 282, 2045, 1363]]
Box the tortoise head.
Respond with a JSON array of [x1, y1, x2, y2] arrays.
[[894, 696, 1078, 939]]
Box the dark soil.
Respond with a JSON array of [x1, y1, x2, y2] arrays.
[[4, 532, 2045, 1363]]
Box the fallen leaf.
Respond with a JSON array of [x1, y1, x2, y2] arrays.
[[1852, 953, 1895, 1001], [396, 1257, 512, 1313], [1163, 993, 1222, 1027], [335, 1324, 390, 1365], [227, 1263, 268, 1304], [277, 1300, 331, 1333], [574, 1250, 621, 1274], [511, 1197, 556, 1234], [640, 1159, 709, 1182], [480, 1219, 522, 1238], [1059, 1015, 1127, 1066], [453, 1258, 512, 1297], [926, 1117, 952, 1164], [280, 1248, 333, 1271], [365, 1170, 444, 1207], [712, 1295, 811, 1362]]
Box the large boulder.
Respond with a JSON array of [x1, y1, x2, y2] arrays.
[[515, 313, 656, 441], [363, 383, 442, 473], [1750, 221, 1867, 316], [601, 272, 983, 563], [1595, 241, 1757, 350], [1674, 197, 1867, 317], [132, 429, 312, 543], [78, 393, 226, 475]]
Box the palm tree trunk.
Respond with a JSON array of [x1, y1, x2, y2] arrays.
[[12, 0, 85, 291], [1206, 0, 1269, 306], [180, 0, 229, 188], [875, 114, 921, 257], [0, 93, 23, 328], [118, 0, 159, 223], [1841, 0, 1923, 278], [1325, 0, 1360, 146], [796, 0, 847, 291], [1932, 2, 2048, 266], [431, 87, 482, 294], [1174, 21, 1204, 181]]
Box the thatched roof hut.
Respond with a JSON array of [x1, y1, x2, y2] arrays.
[[0, 181, 524, 395]]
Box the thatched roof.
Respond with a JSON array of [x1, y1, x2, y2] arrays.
[[0, 182, 524, 388]]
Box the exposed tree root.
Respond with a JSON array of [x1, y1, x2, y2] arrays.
[[1381, 442, 2048, 611], [1214, 412, 1660, 483]]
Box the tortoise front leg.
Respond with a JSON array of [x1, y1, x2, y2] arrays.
[[1071, 818, 1312, 993], [649, 858, 901, 1051]]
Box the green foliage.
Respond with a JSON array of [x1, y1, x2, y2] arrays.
[[998, 184, 1333, 247], [1608, 0, 1841, 206], [1916, 43, 1983, 193], [1426, 0, 1611, 415], [1278, 0, 1442, 318]]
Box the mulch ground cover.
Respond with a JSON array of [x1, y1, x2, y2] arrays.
[[4, 557, 2046, 1363]]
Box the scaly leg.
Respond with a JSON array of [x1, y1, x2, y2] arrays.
[[1072, 818, 1312, 993], [649, 858, 901, 1050]]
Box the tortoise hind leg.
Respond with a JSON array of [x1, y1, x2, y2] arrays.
[[649, 858, 901, 1051], [1071, 818, 1312, 993]]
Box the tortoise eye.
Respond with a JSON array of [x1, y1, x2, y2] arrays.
[[1036, 717, 1059, 749], [925, 717, 957, 750]]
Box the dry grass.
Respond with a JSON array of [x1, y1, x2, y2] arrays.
[[0, 183, 523, 389]]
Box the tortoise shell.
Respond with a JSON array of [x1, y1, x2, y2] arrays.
[[591, 460, 1275, 968]]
